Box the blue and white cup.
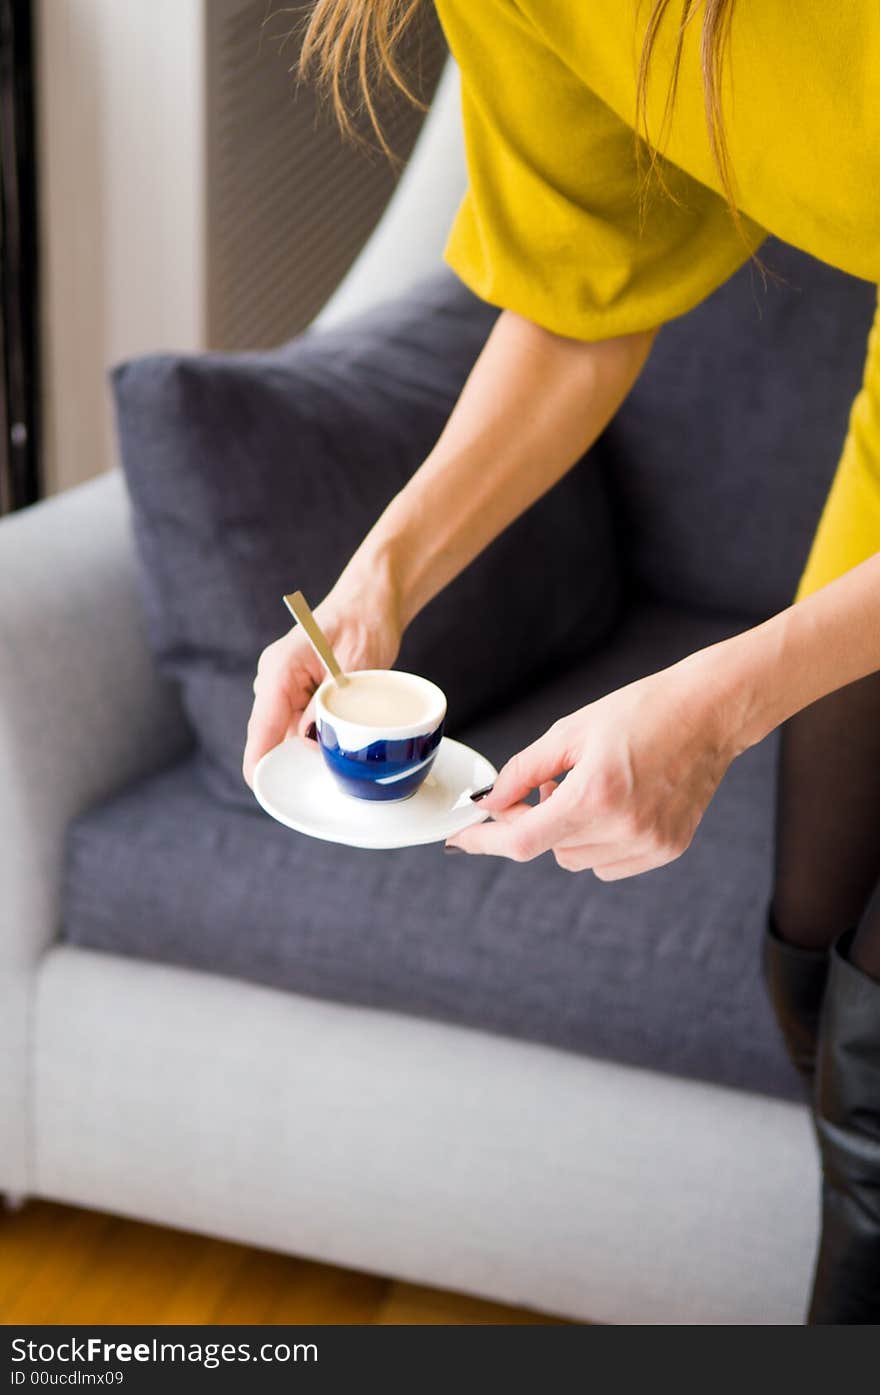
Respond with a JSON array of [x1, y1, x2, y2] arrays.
[[315, 670, 447, 803]]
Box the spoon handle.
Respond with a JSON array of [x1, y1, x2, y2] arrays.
[[283, 591, 348, 685]]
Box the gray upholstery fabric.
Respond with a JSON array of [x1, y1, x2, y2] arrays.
[[88, 240, 876, 1107], [62, 599, 798, 1102], [36, 945, 817, 1326], [113, 271, 620, 807], [603, 240, 876, 616]]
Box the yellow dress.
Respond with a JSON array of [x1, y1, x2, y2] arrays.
[[434, 0, 880, 600]]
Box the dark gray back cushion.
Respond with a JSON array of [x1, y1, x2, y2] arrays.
[[602, 240, 876, 617], [113, 271, 621, 806]]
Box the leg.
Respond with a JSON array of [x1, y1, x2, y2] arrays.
[[764, 671, 880, 1086], [809, 896, 880, 1324], [767, 672, 880, 1323], [772, 670, 880, 951], [851, 880, 880, 984]]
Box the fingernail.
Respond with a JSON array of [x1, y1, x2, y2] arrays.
[[470, 784, 494, 803], [444, 844, 464, 855], [305, 721, 317, 742]]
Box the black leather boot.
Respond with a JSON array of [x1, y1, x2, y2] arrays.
[[762, 914, 830, 1086], [808, 930, 880, 1324]]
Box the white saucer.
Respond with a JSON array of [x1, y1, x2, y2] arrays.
[[253, 736, 497, 849]]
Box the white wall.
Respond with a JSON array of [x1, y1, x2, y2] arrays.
[[35, 3, 464, 497], [36, 0, 205, 494]]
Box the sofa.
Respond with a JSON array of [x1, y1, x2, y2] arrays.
[[1, 66, 876, 1326]]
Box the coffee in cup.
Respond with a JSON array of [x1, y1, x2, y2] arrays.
[[315, 669, 446, 803], [321, 671, 435, 728]]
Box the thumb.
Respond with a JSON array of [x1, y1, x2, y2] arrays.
[[484, 724, 574, 811]]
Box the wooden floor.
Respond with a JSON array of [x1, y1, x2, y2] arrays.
[[0, 1201, 565, 1325]]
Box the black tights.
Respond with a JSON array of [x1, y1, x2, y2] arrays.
[[771, 669, 880, 983]]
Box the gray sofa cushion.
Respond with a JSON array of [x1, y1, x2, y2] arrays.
[[62, 598, 797, 1102], [603, 240, 876, 617], [113, 270, 621, 807]]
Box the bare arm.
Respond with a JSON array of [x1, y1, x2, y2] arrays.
[[244, 309, 654, 782], [715, 552, 880, 744], [338, 308, 654, 623], [449, 549, 880, 871]]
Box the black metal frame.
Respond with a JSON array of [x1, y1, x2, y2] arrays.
[[0, 0, 40, 512]]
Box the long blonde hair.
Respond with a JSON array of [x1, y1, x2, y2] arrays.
[[299, 0, 426, 154], [636, 0, 739, 220], [300, 0, 740, 211]]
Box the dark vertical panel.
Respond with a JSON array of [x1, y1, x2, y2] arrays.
[[206, 1, 447, 349], [0, 0, 40, 511]]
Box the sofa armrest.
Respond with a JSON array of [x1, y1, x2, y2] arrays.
[[0, 470, 191, 966]]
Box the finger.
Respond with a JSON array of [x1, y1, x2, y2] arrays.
[[447, 799, 533, 851], [538, 780, 557, 804], [592, 856, 660, 882], [483, 798, 534, 824], [243, 682, 301, 786], [543, 834, 638, 871], [591, 845, 681, 881], [448, 782, 576, 861], [483, 726, 575, 812]]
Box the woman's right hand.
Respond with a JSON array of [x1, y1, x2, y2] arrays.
[[242, 581, 403, 788]]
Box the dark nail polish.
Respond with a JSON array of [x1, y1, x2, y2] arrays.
[[444, 844, 464, 855], [305, 721, 317, 742], [470, 784, 494, 803]]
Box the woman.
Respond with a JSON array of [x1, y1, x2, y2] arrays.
[[243, 1, 880, 1322]]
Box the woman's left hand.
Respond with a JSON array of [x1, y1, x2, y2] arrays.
[[446, 652, 751, 878]]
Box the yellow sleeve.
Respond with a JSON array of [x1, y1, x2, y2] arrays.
[[796, 293, 880, 599], [435, 0, 766, 341]]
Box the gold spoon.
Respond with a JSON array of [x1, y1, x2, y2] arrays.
[[283, 591, 349, 686]]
